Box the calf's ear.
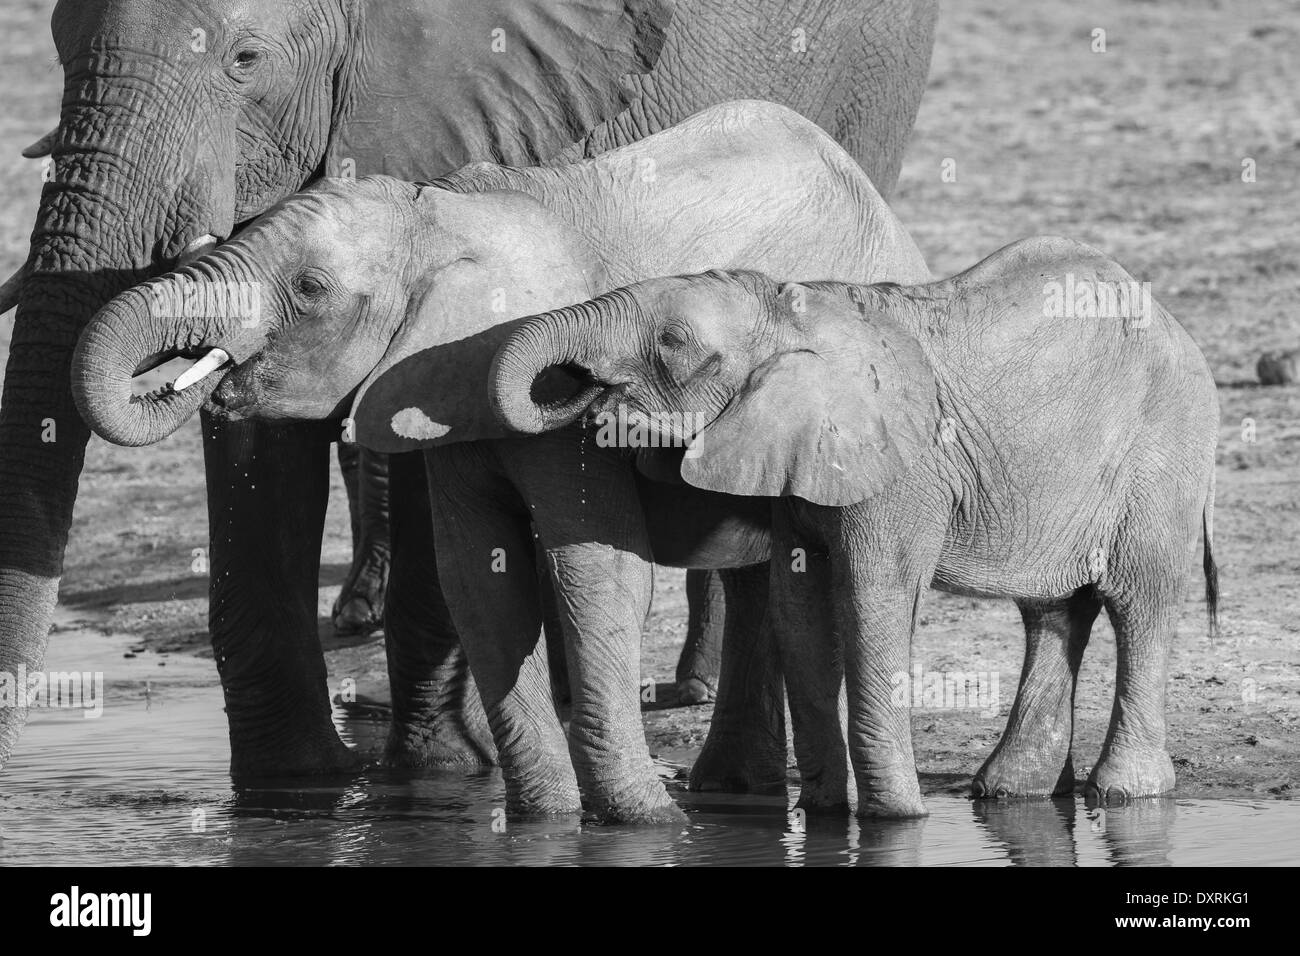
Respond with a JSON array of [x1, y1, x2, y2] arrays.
[[680, 286, 937, 507], [347, 189, 606, 452]]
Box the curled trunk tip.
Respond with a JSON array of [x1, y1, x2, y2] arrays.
[[71, 285, 223, 447], [488, 299, 617, 435]]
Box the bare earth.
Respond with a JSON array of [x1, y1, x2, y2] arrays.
[[1, 0, 1295, 800]]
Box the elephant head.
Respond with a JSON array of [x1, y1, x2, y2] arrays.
[[0, 0, 671, 767], [71, 176, 609, 448], [490, 271, 938, 506]]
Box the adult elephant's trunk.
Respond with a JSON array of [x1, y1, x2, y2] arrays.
[[489, 294, 640, 435], [0, 45, 233, 767], [71, 254, 264, 448]]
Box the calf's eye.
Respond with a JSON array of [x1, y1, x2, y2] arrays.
[[294, 274, 327, 297]]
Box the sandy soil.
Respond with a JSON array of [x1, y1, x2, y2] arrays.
[[1, 0, 1295, 801]]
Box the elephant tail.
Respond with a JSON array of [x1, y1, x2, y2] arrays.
[[1202, 477, 1220, 641]]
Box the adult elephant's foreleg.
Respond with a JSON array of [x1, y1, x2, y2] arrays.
[[676, 569, 725, 703], [770, 514, 850, 813], [504, 430, 683, 823], [0, 331, 90, 770], [382, 450, 494, 767], [425, 444, 578, 814], [688, 563, 787, 795], [332, 445, 390, 637], [202, 412, 357, 778]]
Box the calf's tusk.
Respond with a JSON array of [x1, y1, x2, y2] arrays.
[[178, 234, 220, 267], [172, 348, 230, 392]]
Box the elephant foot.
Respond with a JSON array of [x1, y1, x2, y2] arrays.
[[856, 788, 928, 820], [689, 735, 787, 795], [508, 790, 585, 818], [230, 736, 363, 782], [332, 550, 390, 637], [795, 795, 851, 816], [499, 761, 584, 817], [585, 798, 687, 825], [793, 764, 851, 813], [385, 722, 496, 769], [853, 762, 927, 819], [675, 675, 715, 705], [332, 595, 382, 637], [972, 750, 1076, 799], [580, 780, 687, 824], [384, 671, 498, 768], [1085, 746, 1176, 805]]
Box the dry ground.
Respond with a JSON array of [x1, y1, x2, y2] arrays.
[[1, 0, 1296, 800]]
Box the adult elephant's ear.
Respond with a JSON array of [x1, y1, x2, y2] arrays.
[[328, 0, 675, 180], [681, 285, 938, 507]]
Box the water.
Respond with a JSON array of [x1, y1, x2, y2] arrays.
[[1, 631, 1296, 866]]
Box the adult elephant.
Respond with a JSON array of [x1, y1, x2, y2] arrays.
[[0, 0, 937, 777], [72, 101, 933, 819]]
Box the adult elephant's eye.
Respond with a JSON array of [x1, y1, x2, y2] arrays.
[[658, 326, 685, 349], [293, 274, 327, 298], [228, 46, 266, 77]]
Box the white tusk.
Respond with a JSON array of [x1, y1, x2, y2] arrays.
[[172, 348, 230, 392], [178, 234, 220, 266], [21, 128, 58, 159], [0, 264, 25, 315]]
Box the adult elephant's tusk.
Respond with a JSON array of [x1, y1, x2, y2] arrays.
[[21, 128, 58, 159], [172, 348, 230, 392], [178, 234, 220, 266], [0, 263, 26, 315]]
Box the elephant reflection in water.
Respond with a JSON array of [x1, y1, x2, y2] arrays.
[[974, 798, 1177, 866]]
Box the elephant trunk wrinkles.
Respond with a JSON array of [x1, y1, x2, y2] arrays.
[[72, 286, 209, 447], [71, 246, 271, 447], [489, 293, 637, 434], [0, 50, 234, 766]]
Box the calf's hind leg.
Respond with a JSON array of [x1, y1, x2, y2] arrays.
[[1087, 589, 1180, 802], [973, 589, 1100, 798], [1087, 512, 1198, 802], [676, 569, 726, 703]]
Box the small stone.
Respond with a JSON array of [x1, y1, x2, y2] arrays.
[[1257, 348, 1299, 385]]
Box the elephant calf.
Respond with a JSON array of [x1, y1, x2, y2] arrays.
[[491, 236, 1221, 818], [71, 101, 931, 821]]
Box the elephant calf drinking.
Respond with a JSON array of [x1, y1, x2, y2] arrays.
[[71, 101, 931, 821], [491, 236, 1221, 818]]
